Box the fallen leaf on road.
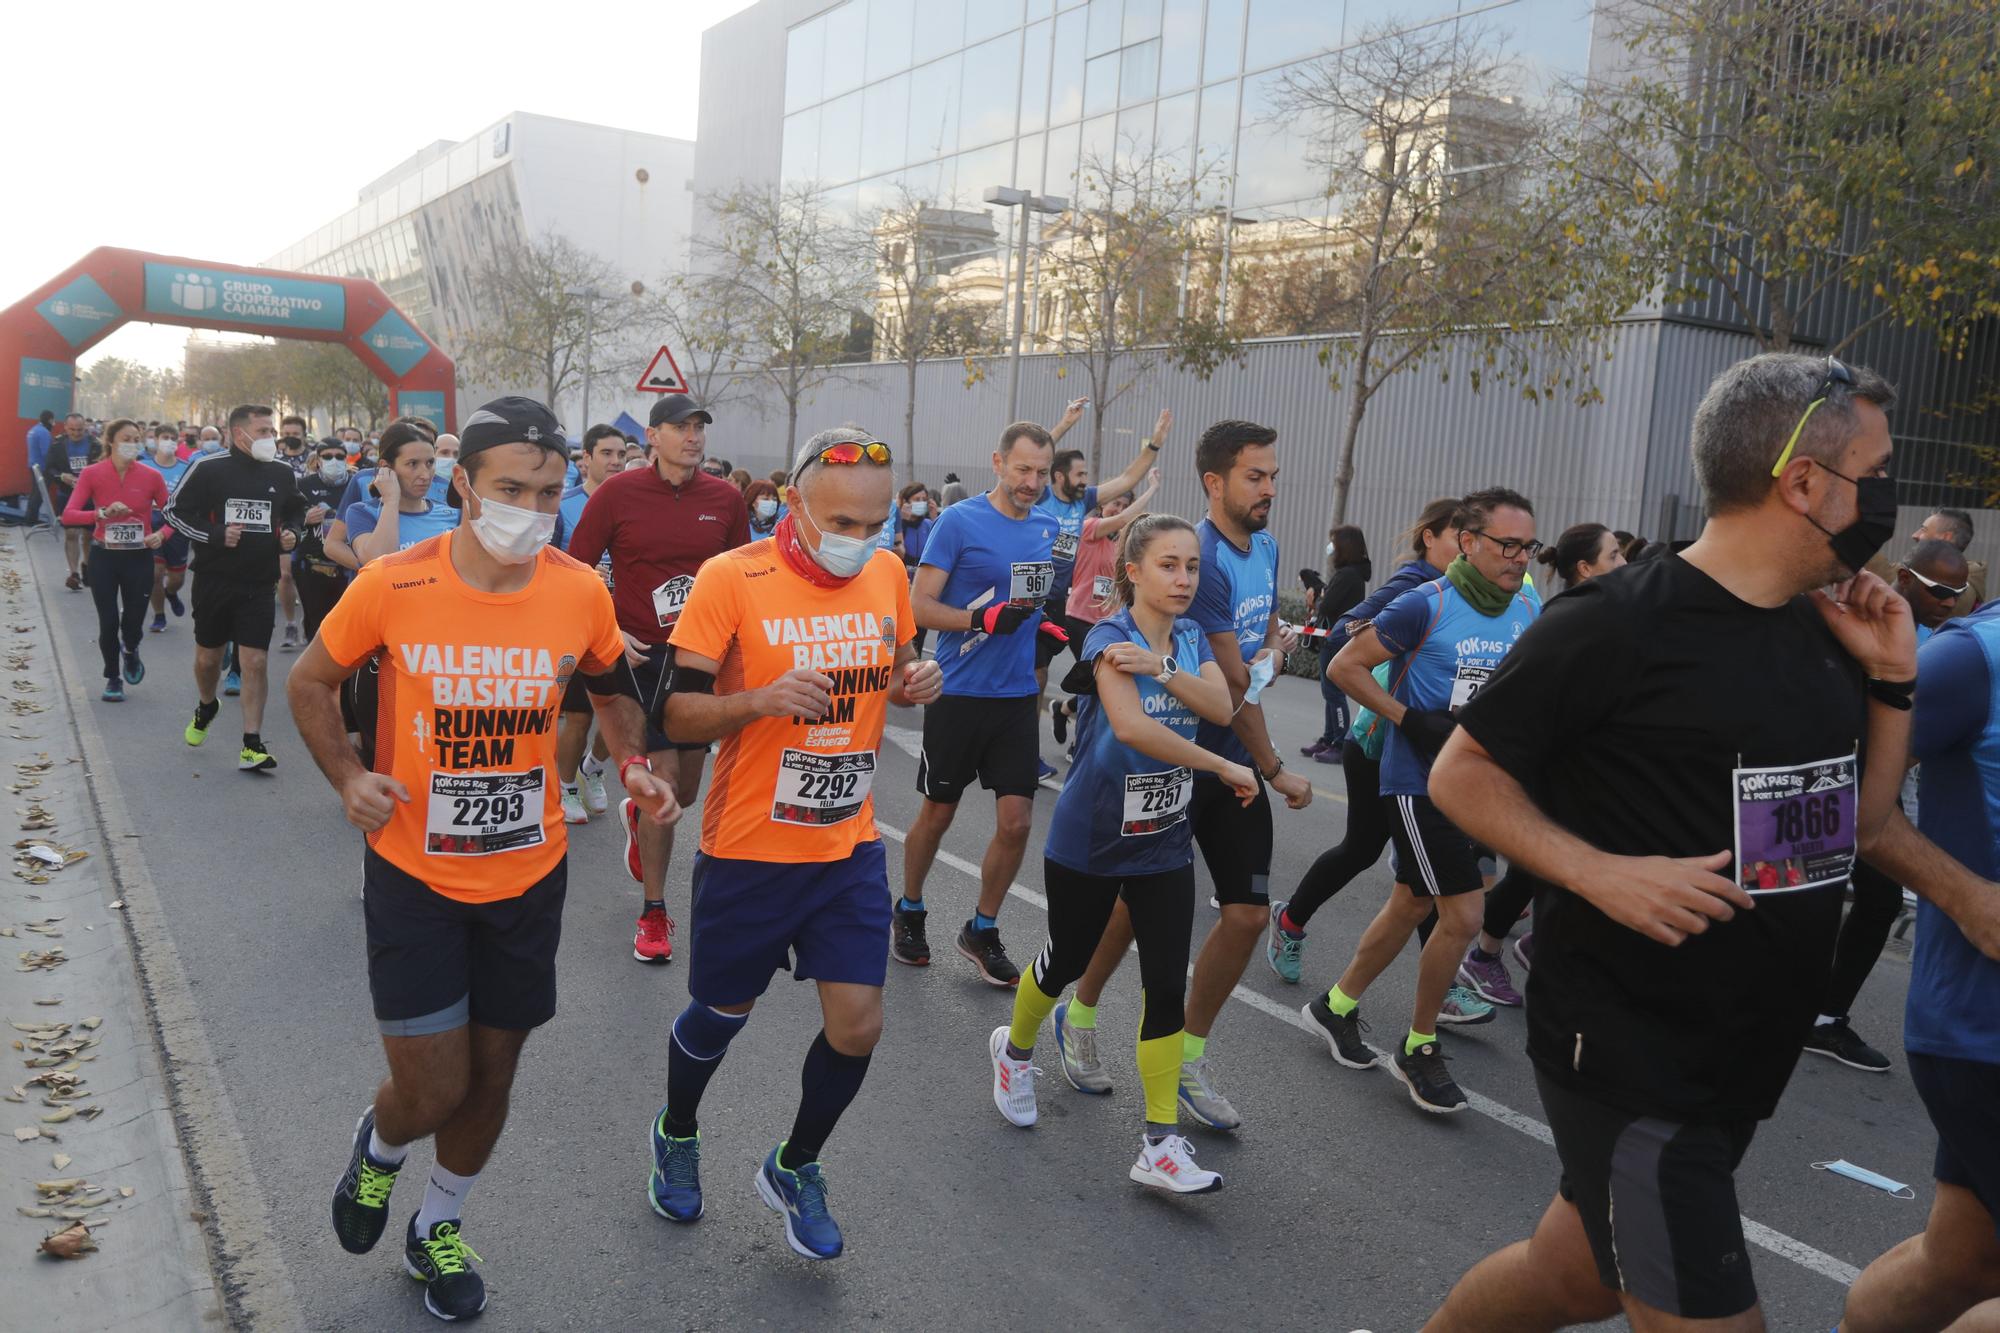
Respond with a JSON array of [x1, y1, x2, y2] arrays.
[[79, 1018, 100, 1030], [38, 1222, 94, 1259], [107, 901, 122, 910], [13, 1126, 38, 1141], [16, 1206, 52, 1218], [118, 1187, 133, 1198], [31, 997, 59, 1006], [40, 1107, 73, 1124], [51, 1153, 70, 1170]]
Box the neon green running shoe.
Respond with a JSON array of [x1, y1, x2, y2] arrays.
[[184, 698, 219, 746]]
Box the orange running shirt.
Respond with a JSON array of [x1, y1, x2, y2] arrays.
[[317, 530, 628, 902], [670, 541, 914, 863]]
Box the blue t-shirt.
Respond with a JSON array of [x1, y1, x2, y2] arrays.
[[1372, 577, 1539, 796], [141, 453, 191, 496], [1046, 611, 1216, 875], [558, 484, 593, 545], [922, 493, 1057, 698], [1186, 517, 1279, 765], [1907, 604, 2000, 1065], [335, 469, 373, 516], [26, 423, 51, 469], [1034, 484, 1098, 599], [343, 499, 459, 556]]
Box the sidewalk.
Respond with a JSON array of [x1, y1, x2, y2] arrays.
[[0, 529, 291, 1330]]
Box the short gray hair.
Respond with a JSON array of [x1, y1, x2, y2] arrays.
[[1928, 508, 1974, 551], [792, 423, 881, 481], [1691, 353, 1896, 514]]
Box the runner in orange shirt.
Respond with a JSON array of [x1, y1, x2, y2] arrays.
[[642, 426, 941, 1262], [287, 397, 680, 1322]]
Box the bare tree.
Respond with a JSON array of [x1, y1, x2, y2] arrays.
[[1036, 139, 1238, 473], [849, 184, 1005, 476], [693, 182, 866, 457], [644, 271, 761, 423], [456, 231, 642, 410], [1277, 20, 1651, 525]]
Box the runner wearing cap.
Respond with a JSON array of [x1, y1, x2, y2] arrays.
[[553, 425, 628, 824], [643, 425, 938, 1261], [895, 421, 1069, 986], [161, 403, 307, 773], [293, 395, 680, 1322], [567, 393, 750, 965]]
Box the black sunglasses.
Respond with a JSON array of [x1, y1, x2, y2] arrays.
[[1464, 528, 1545, 560], [1899, 564, 1969, 601]]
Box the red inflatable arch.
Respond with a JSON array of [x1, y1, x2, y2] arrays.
[[2, 246, 456, 492]]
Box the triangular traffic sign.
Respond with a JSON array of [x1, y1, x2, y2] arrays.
[[635, 345, 690, 394]]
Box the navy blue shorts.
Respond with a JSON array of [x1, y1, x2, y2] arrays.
[[1910, 1051, 2000, 1238], [153, 529, 190, 571], [687, 840, 891, 1007]]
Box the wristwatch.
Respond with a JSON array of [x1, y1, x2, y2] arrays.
[[1157, 654, 1179, 684]]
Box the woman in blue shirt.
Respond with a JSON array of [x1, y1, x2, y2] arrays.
[[324, 422, 457, 569], [986, 514, 1254, 1195]]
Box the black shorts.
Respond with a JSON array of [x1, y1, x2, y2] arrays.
[[362, 847, 567, 1035], [632, 641, 709, 754], [1910, 1051, 2000, 1237], [1035, 598, 1089, 670], [191, 573, 276, 651], [1538, 1069, 1760, 1320], [153, 530, 190, 571], [1190, 768, 1272, 906], [561, 669, 592, 714], [916, 693, 1040, 803], [1386, 792, 1484, 897]]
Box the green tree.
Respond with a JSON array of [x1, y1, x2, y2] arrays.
[[1579, 0, 2000, 355]]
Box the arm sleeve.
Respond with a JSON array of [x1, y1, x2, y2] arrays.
[[918, 506, 963, 574], [667, 557, 743, 665], [1080, 620, 1132, 664], [566, 483, 613, 570], [313, 564, 387, 670], [343, 504, 380, 544], [1187, 552, 1233, 637], [1911, 628, 1991, 763], [1454, 583, 1634, 779], [1368, 584, 1436, 656]]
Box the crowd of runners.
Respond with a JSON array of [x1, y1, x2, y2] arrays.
[[20, 350, 2000, 1329]]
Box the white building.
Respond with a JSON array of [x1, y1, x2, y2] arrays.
[[265, 110, 695, 430]]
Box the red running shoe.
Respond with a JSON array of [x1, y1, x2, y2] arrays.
[[620, 797, 644, 883], [634, 904, 675, 965]]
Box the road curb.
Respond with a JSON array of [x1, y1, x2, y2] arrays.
[[22, 537, 304, 1331]]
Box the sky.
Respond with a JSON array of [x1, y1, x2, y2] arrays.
[[5, 0, 759, 371]]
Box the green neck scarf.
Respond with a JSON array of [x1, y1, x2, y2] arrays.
[[1445, 555, 1514, 616]]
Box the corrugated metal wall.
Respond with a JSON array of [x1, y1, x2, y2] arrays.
[[724, 323, 1675, 568]]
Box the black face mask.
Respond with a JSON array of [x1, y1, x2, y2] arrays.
[[1806, 463, 1897, 574]]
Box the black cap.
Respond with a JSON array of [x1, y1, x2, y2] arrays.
[[458, 396, 567, 460], [648, 394, 713, 428]]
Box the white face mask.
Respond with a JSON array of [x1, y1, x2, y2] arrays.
[[249, 436, 277, 463], [799, 497, 874, 579], [117, 440, 143, 461], [319, 459, 350, 484], [754, 498, 779, 520], [467, 492, 558, 565], [908, 499, 929, 517], [1325, 540, 1335, 558], [199, 438, 222, 453], [434, 458, 456, 480], [154, 442, 178, 461]]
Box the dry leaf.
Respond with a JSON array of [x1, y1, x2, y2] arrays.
[[51, 1153, 70, 1170], [118, 1187, 133, 1198], [38, 1222, 94, 1259], [40, 1107, 72, 1124], [79, 1017, 101, 1030], [12, 1125, 37, 1141], [34, 1177, 83, 1193], [16, 1206, 52, 1218], [31, 997, 59, 1006], [107, 901, 123, 910]]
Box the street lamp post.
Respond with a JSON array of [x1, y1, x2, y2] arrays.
[[983, 186, 1069, 423]]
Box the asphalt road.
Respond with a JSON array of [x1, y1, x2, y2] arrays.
[[28, 536, 1941, 1332]]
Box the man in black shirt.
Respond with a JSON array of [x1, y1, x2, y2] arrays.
[[1423, 352, 1943, 1330], [162, 403, 306, 773], [293, 438, 352, 641]]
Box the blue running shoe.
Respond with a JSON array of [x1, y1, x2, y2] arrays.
[[101, 678, 124, 703], [122, 650, 144, 685], [754, 1143, 843, 1260], [1265, 899, 1304, 984], [223, 668, 241, 697], [1036, 757, 1060, 784], [165, 589, 185, 617], [648, 1109, 702, 1222], [149, 614, 166, 634]]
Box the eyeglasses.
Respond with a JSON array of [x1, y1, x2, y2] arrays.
[[1899, 564, 1969, 601], [1464, 529, 1544, 560], [1769, 356, 1855, 477], [791, 439, 892, 483]]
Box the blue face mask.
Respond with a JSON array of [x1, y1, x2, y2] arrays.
[[1813, 1159, 1915, 1199]]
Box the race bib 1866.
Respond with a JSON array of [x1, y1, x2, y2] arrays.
[[1121, 767, 1192, 837], [1732, 753, 1857, 894], [225, 498, 273, 532], [426, 769, 546, 856], [772, 749, 876, 826]]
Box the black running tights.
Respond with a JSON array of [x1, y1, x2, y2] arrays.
[[1036, 859, 1195, 1039], [1285, 744, 1389, 928], [1823, 860, 1904, 1020]]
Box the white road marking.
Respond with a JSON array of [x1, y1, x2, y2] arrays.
[[875, 722, 1860, 1288]]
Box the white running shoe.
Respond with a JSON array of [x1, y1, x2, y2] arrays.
[[989, 1026, 1039, 1128], [1129, 1133, 1222, 1194], [560, 785, 588, 825], [579, 764, 610, 814]]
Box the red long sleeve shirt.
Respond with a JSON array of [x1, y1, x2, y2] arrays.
[[565, 465, 750, 644], [62, 457, 169, 549]]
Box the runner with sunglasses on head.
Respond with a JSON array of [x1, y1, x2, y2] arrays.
[[642, 427, 939, 1260], [988, 513, 1255, 1194], [1303, 488, 1541, 1114]]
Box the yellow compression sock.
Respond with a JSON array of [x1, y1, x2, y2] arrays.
[[1405, 1029, 1437, 1056], [1066, 998, 1098, 1030], [1327, 984, 1359, 1017], [1183, 1031, 1207, 1062], [1137, 1031, 1183, 1127], [1008, 969, 1060, 1053]]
